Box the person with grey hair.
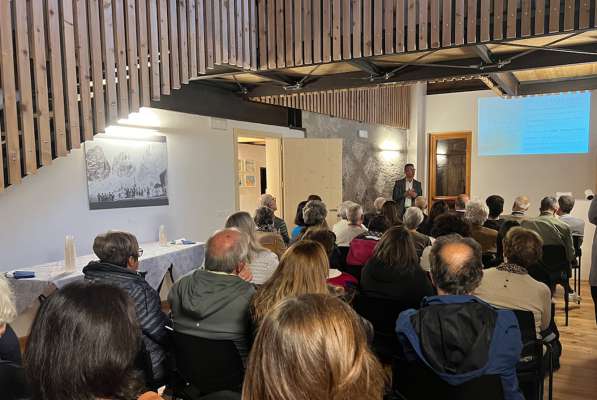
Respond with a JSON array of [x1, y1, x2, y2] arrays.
[[466, 199, 498, 253], [334, 202, 367, 247], [502, 195, 531, 221], [303, 200, 328, 228], [169, 228, 256, 362], [403, 207, 432, 257], [260, 193, 290, 244], [522, 196, 579, 302], [332, 201, 355, 240], [396, 234, 524, 400], [226, 211, 279, 284], [557, 194, 585, 237], [83, 230, 169, 387], [255, 206, 287, 258]]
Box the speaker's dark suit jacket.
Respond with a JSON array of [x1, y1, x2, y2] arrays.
[[392, 178, 422, 210]]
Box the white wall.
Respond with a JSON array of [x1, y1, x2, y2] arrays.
[[0, 108, 302, 271], [238, 143, 266, 213], [426, 90, 597, 210]]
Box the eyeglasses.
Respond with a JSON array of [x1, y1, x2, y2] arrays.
[[137, 248, 144, 257]]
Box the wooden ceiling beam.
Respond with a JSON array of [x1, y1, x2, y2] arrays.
[[247, 43, 597, 97]]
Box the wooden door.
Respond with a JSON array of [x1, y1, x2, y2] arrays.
[[428, 132, 472, 208], [281, 138, 343, 229]]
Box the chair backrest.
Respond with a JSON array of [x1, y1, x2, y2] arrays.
[[171, 331, 244, 395], [572, 235, 583, 257], [393, 358, 505, 400], [353, 294, 412, 334], [541, 245, 570, 283], [510, 310, 541, 368], [353, 294, 413, 363]]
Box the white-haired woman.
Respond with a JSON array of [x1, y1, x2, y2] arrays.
[[403, 207, 433, 258], [465, 199, 498, 253], [226, 211, 279, 285]]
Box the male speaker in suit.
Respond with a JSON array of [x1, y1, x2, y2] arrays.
[[393, 163, 422, 212]]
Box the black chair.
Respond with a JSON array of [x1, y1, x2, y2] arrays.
[[352, 294, 412, 364], [540, 245, 570, 326], [482, 252, 498, 268], [392, 357, 505, 400], [0, 360, 31, 400], [511, 309, 554, 400], [169, 331, 244, 399], [199, 391, 242, 400], [572, 235, 583, 295]]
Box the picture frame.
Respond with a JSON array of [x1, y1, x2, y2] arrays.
[[244, 159, 256, 173], [244, 175, 256, 187]]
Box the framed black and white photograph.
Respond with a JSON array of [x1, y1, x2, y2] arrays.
[[85, 136, 169, 210]]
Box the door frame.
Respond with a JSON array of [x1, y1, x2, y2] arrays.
[[233, 128, 283, 216], [427, 131, 472, 207]]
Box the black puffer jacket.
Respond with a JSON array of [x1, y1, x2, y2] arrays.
[[83, 261, 169, 382]]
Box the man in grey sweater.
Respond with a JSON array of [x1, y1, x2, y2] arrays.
[[168, 228, 255, 361]]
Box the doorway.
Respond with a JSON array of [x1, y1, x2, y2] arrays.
[[428, 132, 472, 208], [234, 130, 343, 231], [237, 135, 268, 214]]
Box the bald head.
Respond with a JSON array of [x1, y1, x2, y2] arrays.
[[513, 196, 530, 213], [204, 228, 249, 274], [429, 234, 483, 295]]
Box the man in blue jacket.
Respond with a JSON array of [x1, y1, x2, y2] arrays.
[[396, 234, 524, 400]]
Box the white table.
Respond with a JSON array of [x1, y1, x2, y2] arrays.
[[7, 241, 205, 315]]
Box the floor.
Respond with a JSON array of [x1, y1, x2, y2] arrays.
[[552, 281, 597, 400]]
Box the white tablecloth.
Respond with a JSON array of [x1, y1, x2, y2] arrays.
[[8, 241, 205, 314]]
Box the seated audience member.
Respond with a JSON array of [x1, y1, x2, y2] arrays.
[[250, 240, 332, 328], [169, 229, 255, 361], [414, 196, 429, 227], [403, 207, 432, 257], [243, 294, 385, 400], [557, 194, 585, 237], [396, 235, 524, 400], [364, 196, 387, 227], [382, 200, 403, 226], [332, 200, 354, 237], [226, 212, 279, 285], [347, 215, 391, 269], [0, 275, 29, 400], [485, 195, 505, 231], [496, 220, 522, 263], [502, 196, 531, 221], [290, 201, 308, 241], [259, 194, 290, 244], [465, 199, 498, 253], [334, 202, 367, 247], [303, 229, 358, 291], [254, 206, 287, 258], [522, 196, 576, 264], [418, 200, 449, 236], [523, 196, 578, 300], [25, 282, 165, 400], [454, 194, 470, 214], [307, 194, 322, 201], [297, 200, 329, 239], [475, 228, 551, 336], [83, 231, 169, 385], [361, 226, 433, 307], [420, 213, 472, 271]]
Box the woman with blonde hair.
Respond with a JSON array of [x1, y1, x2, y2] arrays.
[[225, 211, 279, 285], [243, 293, 386, 400], [250, 240, 330, 326]]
